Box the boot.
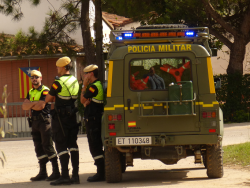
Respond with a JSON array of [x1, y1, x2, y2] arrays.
[[87, 161, 105, 182], [50, 154, 71, 186], [70, 175, 80, 184], [50, 176, 71, 186], [46, 158, 60, 181], [30, 162, 48, 181], [70, 151, 80, 184]]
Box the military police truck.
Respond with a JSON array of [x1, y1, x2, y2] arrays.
[[102, 24, 223, 183]]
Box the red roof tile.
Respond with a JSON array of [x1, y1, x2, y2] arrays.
[[102, 12, 133, 27]]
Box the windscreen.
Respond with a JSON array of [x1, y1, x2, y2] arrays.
[[129, 58, 192, 91]]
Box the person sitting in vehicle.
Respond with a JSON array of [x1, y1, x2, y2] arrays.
[[144, 67, 165, 90]]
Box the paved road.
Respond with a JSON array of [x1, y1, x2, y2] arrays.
[[0, 122, 250, 188]]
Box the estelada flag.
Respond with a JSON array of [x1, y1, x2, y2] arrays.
[[19, 67, 40, 98]]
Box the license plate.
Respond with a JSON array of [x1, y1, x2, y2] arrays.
[[116, 137, 152, 145]]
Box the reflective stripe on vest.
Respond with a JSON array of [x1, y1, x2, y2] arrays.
[[29, 85, 50, 102], [91, 81, 103, 103], [56, 75, 79, 100]]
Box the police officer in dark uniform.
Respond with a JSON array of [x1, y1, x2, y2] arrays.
[[22, 70, 60, 182], [42, 57, 80, 186], [80, 64, 105, 182]]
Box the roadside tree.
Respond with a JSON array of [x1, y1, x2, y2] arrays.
[[103, 0, 250, 75]]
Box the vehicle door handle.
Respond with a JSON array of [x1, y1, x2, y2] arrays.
[[127, 99, 132, 113]]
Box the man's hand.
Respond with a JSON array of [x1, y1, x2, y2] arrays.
[[32, 101, 46, 111], [83, 99, 91, 107], [22, 99, 37, 111], [32, 94, 55, 111]]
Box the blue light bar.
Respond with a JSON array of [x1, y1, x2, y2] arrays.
[[122, 33, 133, 38], [185, 31, 195, 37], [116, 36, 123, 40]]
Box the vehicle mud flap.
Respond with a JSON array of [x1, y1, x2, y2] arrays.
[[105, 147, 122, 183], [206, 144, 223, 178], [120, 153, 126, 173]]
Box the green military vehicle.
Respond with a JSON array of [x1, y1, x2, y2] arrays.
[[102, 24, 223, 183]]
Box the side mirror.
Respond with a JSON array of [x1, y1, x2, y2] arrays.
[[211, 48, 217, 57], [214, 78, 221, 89]]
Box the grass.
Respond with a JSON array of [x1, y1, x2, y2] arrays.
[[223, 142, 250, 167]]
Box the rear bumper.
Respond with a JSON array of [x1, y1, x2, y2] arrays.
[[103, 134, 221, 147]]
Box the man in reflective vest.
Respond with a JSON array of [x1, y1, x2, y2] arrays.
[[80, 64, 105, 182], [22, 70, 60, 182], [39, 57, 80, 185]]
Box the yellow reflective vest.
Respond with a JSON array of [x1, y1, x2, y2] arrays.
[[90, 81, 104, 103], [56, 75, 79, 100], [29, 85, 49, 102]]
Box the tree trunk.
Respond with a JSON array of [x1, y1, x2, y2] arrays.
[[227, 37, 246, 74], [225, 37, 247, 121], [95, 0, 104, 83], [81, 0, 96, 66]]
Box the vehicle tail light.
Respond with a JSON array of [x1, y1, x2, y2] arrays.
[[108, 123, 115, 130], [108, 114, 113, 121], [202, 111, 216, 118], [117, 114, 122, 121], [212, 111, 216, 118], [209, 129, 216, 133], [108, 114, 122, 121], [109, 132, 116, 136], [202, 112, 207, 118], [207, 112, 211, 118]]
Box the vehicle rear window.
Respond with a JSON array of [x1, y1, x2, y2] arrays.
[[129, 58, 192, 91]]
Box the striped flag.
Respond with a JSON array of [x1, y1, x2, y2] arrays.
[[128, 121, 136, 127], [19, 67, 40, 98]]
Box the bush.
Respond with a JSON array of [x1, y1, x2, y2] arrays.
[[233, 110, 249, 123], [215, 73, 250, 123]]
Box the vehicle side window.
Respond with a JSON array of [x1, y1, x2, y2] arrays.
[[129, 58, 191, 91]]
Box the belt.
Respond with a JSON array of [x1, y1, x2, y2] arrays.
[[31, 114, 49, 121], [31, 115, 41, 121], [84, 116, 95, 122]]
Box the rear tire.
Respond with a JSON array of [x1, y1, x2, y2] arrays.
[[105, 147, 122, 183], [206, 144, 223, 178]]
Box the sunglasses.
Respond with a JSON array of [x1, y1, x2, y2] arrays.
[[31, 76, 40, 79], [84, 72, 91, 75]]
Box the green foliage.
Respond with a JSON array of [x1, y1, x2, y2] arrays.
[[102, 0, 250, 51], [232, 110, 249, 123], [215, 73, 250, 123], [223, 142, 250, 166], [0, 0, 83, 56]]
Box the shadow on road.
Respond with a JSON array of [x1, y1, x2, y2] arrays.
[[0, 168, 213, 188]]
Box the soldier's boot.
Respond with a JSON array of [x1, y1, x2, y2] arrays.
[[70, 150, 80, 184], [30, 159, 48, 181], [46, 157, 60, 181], [87, 159, 105, 182], [50, 154, 71, 186]]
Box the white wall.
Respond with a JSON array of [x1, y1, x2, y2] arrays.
[[116, 21, 141, 30], [211, 43, 250, 75]]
